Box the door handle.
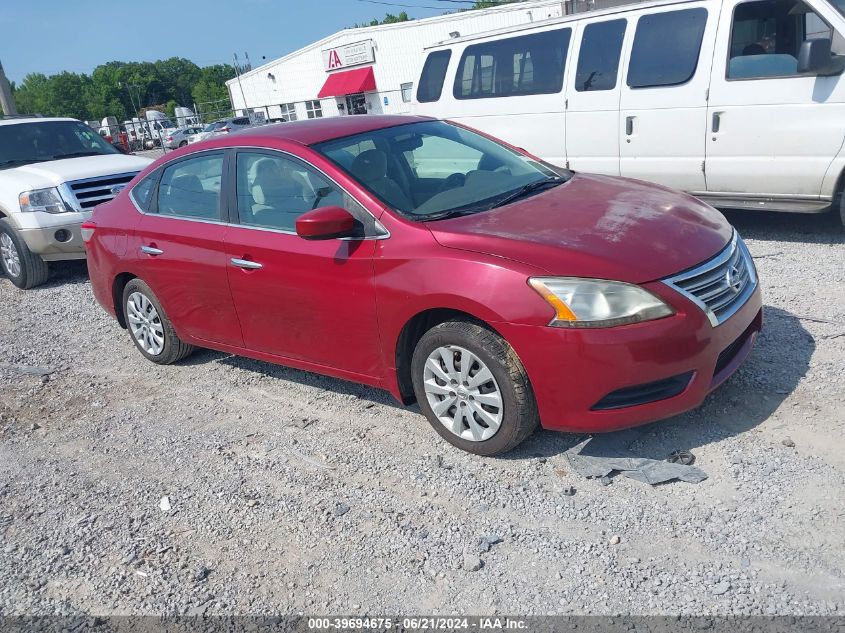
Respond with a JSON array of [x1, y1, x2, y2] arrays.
[[230, 258, 263, 270], [140, 246, 163, 256], [625, 116, 635, 136], [712, 112, 722, 134]]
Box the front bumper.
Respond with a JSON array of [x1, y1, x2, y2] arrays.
[[13, 210, 89, 260], [501, 281, 763, 433]]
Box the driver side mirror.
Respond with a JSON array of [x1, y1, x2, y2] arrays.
[[296, 206, 357, 240], [797, 38, 845, 76]]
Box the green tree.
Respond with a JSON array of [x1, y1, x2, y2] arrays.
[[354, 10, 411, 27], [192, 64, 236, 122]]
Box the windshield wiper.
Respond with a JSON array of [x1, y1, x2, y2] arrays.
[[49, 151, 107, 160], [489, 177, 563, 210], [0, 158, 43, 170]]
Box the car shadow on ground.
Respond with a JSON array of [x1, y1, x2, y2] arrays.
[[722, 208, 844, 245], [181, 305, 813, 466], [0, 259, 89, 290], [506, 305, 814, 464]]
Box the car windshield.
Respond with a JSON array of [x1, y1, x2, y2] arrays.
[[0, 120, 119, 170], [826, 0, 845, 17], [313, 120, 565, 220]]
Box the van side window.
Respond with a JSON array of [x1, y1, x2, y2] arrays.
[[454, 28, 572, 99], [627, 8, 708, 88], [575, 19, 627, 92], [727, 0, 844, 79], [417, 50, 453, 103]]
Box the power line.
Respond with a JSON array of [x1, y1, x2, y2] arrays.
[[354, 0, 457, 9]]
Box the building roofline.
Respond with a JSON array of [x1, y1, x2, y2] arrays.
[[226, 0, 566, 86]]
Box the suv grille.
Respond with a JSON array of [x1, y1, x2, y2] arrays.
[[663, 232, 757, 327], [66, 172, 138, 210]]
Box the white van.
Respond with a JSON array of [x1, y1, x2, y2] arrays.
[[413, 0, 845, 225]]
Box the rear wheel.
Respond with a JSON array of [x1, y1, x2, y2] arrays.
[[411, 320, 539, 456], [0, 218, 49, 289], [122, 279, 194, 364], [178, 140, 187, 148], [839, 187, 845, 229]]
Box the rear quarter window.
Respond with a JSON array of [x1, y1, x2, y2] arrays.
[[130, 173, 157, 210], [627, 8, 709, 88], [417, 50, 452, 103]]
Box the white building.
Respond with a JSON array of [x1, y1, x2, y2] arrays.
[[226, 1, 574, 122]]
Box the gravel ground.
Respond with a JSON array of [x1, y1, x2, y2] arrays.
[[0, 210, 843, 617]]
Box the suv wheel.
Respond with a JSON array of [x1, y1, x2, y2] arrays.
[[0, 218, 50, 289], [411, 320, 539, 456], [122, 279, 195, 364]]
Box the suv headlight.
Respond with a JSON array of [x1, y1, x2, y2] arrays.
[[19, 187, 73, 214], [529, 277, 674, 328]]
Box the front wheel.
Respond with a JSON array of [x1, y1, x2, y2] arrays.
[[0, 218, 49, 289], [411, 320, 539, 456], [122, 279, 194, 364]]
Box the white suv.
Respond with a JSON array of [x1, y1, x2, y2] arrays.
[[0, 116, 152, 288]]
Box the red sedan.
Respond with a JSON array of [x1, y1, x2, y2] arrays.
[[83, 115, 762, 455]]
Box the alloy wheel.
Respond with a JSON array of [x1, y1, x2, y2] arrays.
[[126, 291, 165, 356], [422, 345, 503, 442], [0, 233, 21, 278]]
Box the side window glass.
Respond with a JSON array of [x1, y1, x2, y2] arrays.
[[417, 50, 452, 103], [454, 29, 572, 99], [627, 8, 708, 88], [727, 0, 842, 79], [157, 154, 223, 220], [131, 173, 156, 210], [575, 19, 627, 92], [236, 152, 369, 234]]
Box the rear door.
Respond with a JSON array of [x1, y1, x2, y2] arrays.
[[705, 0, 845, 199], [565, 16, 629, 175], [223, 149, 383, 379], [131, 151, 243, 347], [619, 4, 719, 191]]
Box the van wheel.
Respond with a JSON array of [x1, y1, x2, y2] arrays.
[[411, 320, 539, 456], [122, 279, 194, 364], [839, 189, 845, 230], [0, 218, 50, 289]]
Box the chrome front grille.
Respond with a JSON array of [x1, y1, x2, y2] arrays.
[[663, 232, 757, 327], [65, 172, 138, 210]]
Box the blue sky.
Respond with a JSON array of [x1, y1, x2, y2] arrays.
[[0, 0, 453, 84]]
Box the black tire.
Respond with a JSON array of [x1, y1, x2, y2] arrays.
[[179, 141, 187, 148], [839, 188, 845, 230], [411, 319, 539, 456], [122, 278, 194, 364], [0, 218, 49, 289]]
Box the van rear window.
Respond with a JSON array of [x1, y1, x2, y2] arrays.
[[453, 28, 572, 100], [417, 50, 453, 103], [627, 8, 708, 88]]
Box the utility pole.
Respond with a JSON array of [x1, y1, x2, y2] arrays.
[[0, 60, 18, 116]]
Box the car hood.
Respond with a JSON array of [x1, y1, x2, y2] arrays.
[[427, 174, 733, 283], [0, 154, 152, 189]]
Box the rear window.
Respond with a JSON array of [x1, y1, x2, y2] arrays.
[[233, 117, 250, 126], [417, 50, 452, 103], [454, 28, 571, 99], [627, 8, 708, 88], [575, 19, 627, 92], [131, 173, 157, 210]]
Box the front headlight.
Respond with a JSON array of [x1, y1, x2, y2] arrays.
[[19, 187, 73, 214], [529, 277, 674, 328]]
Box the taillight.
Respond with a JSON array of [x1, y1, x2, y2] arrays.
[[166, 136, 173, 141], [80, 221, 96, 243]]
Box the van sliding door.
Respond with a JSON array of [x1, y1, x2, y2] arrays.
[[618, 5, 719, 192], [566, 17, 628, 176]]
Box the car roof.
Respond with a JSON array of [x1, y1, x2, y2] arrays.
[[0, 116, 79, 127], [227, 114, 435, 146]]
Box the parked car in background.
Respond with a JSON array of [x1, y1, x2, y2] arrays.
[[163, 126, 203, 149], [414, 0, 845, 226], [83, 115, 762, 455], [0, 116, 152, 289], [188, 117, 254, 144]]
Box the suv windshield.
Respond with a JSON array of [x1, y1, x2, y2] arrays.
[[0, 120, 119, 170], [313, 120, 566, 220], [827, 0, 845, 16]]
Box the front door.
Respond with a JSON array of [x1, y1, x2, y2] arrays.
[[131, 151, 243, 347], [565, 17, 629, 176], [224, 149, 383, 380], [346, 93, 368, 114], [705, 0, 845, 198], [619, 4, 718, 191]]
